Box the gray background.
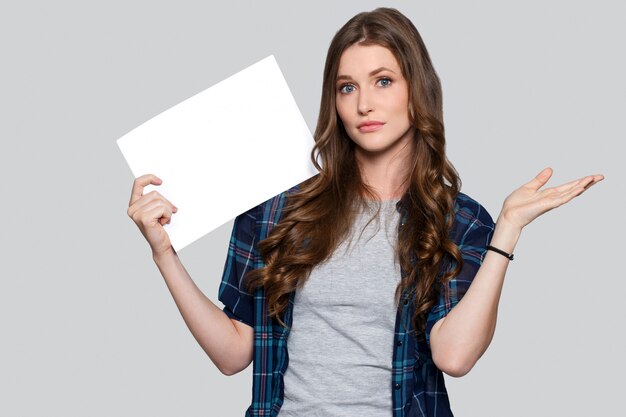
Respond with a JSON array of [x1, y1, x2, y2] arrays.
[[1, 0, 623, 416]]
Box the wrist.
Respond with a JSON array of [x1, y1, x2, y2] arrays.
[[490, 216, 522, 254], [152, 246, 177, 263]]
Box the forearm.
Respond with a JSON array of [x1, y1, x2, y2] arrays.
[[152, 248, 247, 375], [430, 217, 521, 377]]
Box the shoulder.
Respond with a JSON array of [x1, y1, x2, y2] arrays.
[[256, 183, 301, 218], [238, 183, 302, 220], [450, 191, 496, 242], [236, 182, 303, 240]]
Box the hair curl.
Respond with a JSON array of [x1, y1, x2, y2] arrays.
[[245, 7, 464, 343]]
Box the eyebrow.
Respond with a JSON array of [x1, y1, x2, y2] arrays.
[[336, 66, 396, 82]]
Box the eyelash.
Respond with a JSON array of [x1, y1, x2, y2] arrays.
[[338, 77, 393, 94]]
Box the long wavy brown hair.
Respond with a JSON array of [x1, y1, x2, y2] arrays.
[[245, 7, 464, 343]]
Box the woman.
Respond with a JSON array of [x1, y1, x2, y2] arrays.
[[126, 7, 603, 417]]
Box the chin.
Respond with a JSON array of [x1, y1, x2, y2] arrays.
[[355, 142, 396, 155], [351, 135, 399, 153]]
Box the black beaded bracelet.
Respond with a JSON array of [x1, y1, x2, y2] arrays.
[[487, 245, 514, 261]]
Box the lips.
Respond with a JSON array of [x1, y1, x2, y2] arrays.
[[357, 121, 385, 133]]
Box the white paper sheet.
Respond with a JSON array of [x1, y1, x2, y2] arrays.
[[117, 55, 317, 251]]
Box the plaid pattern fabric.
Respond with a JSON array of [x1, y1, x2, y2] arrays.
[[218, 187, 495, 417]]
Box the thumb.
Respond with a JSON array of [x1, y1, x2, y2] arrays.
[[525, 167, 553, 191]]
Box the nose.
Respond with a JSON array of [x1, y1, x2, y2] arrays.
[[357, 89, 373, 115]]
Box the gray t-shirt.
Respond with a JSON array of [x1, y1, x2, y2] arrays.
[[279, 199, 402, 416]]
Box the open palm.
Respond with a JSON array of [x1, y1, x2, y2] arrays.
[[500, 167, 604, 230]]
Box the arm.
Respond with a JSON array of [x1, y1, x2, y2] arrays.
[[430, 167, 604, 377], [127, 174, 254, 376], [429, 218, 519, 377], [153, 248, 254, 376]]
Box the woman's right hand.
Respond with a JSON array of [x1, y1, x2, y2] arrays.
[[127, 174, 178, 257]]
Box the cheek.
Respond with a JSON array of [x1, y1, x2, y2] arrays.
[[393, 96, 411, 121], [335, 101, 350, 126], [391, 85, 410, 118]]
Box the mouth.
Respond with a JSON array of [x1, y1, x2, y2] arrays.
[[357, 121, 385, 133]]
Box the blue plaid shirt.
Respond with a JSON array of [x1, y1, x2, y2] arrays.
[[218, 186, 495, 417]]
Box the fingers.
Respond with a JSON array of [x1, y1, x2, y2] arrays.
[[584, 174, 605, 190], [553, 174, 604, 193], [143, 200, 175, 226], [129, 197, 176, 228], [553, 177, 586, 193], [550, 175, 604, 208], [524, 167, 553, 191], [129, 174, 162, 206], [127, 189, 178, 219], [578, 175, 604, 193], [127, 175, 178, 221]]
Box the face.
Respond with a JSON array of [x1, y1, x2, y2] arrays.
[[335, 43, 414, 160]]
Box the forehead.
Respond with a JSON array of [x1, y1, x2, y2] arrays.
[[337, 44, 401, 76]]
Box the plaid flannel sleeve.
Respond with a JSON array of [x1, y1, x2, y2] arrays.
[[217, 205, 260, 328], [424, 195, 496, 347]]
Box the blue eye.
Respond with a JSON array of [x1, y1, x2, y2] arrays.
[[339, 84, 355, 94], [378, 77, 392, 87]]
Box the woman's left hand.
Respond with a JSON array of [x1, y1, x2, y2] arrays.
[[499, 167, 604, 230]]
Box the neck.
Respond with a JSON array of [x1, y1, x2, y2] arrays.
[[356, 141, 415, 201]]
